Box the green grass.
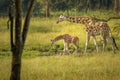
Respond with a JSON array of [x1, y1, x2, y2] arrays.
[[0, 53, 120, 80]]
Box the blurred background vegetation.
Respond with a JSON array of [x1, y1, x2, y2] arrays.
[[0, 0, 120, 17]]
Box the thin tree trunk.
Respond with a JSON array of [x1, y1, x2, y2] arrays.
[[99, 0, 102, 9], [114, 0, 119, 15], [106, 0, 110, 9], [77, 0, 80, 12], [86, 0, 90, 12], [8, 0, 15, 52], [22, 0, 36, 48], [45, 0, 50, 17]]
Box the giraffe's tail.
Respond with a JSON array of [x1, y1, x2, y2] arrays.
[[109, 29, 119, 50], [105, 23, 119, 50], [108, 24, 119, 50], [111, 36, 119, 50]]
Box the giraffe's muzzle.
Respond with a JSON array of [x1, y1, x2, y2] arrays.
[[56, 21, 59, 24]]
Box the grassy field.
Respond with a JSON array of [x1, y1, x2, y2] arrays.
[[0, 53, 120, 80], [0, 11, 120, 80]]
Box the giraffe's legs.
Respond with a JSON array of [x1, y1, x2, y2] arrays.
[[63, 42, 66, 54], [85, 33, 90, 53], [63, 42, 69, 54], [73, 43, 78, 53], [102, 36, 107, 52], [93, 36, 99, 52], [66, 43, 69, 53]]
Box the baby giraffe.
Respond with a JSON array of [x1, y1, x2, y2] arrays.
[[50, 34, 79, 54]]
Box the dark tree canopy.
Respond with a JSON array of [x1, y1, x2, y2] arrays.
[[0, 0, 119, 16]]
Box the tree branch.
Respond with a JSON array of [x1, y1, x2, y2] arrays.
[[94, 16, 120, 22], [22, 0, 36, 48], [8, 0, 15, 52]]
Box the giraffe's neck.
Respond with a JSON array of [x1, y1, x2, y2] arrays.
[[53, 35, 64, 42], [66, 16, 94, 25]]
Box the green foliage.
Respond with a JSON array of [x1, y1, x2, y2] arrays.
[[0, 0, 8, 16], [0, 0, 116, 17]]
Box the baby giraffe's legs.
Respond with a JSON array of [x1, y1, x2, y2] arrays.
[[73, 41, 79, 53], [63, 42, 69, 54], [63, 42, 66, 54], [73, 45, 78, 53]]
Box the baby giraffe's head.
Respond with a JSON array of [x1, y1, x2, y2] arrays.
[[50, 39, 55, 46]]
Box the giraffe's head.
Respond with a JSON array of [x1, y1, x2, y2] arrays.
[[56, 15, 67, 24]]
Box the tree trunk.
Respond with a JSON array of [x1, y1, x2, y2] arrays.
[[77, 0, 81, 12], [22, 0, 36, 47], [10, 0, 22, 79], [45, 0, 50, 17], [106, 0, 109, 9], [86, 0, 90, 12], [114, 0, 119, 15], [99, 0, 102, 9], [10, 51, 22, 80], [9, 0, 36, 80]]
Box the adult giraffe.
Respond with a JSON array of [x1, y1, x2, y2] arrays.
[[56, 15, 118, 53]]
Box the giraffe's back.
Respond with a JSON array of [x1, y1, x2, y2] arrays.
[[62, 34, 79, 44], [86, 22, 110, 36]]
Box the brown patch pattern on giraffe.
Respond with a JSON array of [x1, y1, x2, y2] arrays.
[[51, 34, 79, 54]]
